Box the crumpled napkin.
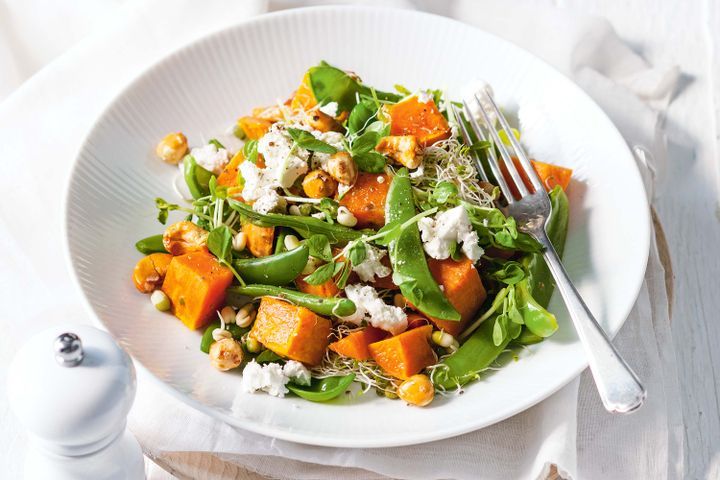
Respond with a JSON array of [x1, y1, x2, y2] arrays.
[[0, 0, 682, 479]]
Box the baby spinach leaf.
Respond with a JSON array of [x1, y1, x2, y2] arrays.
[[207, 225, 233, 263], [303, 262, 336, 285], [348, 101, 376, 136], [287, 128, 337, 154], [305, 234, 332, 261], [353, 151, 386, 173], [255, 350, 283, 364], [430, 181, 459, 205]]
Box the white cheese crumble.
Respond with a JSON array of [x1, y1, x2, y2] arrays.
[[241, 361, 289, 397], [337, 183, 352, 199], [252, 189, 284, 214], [352, 244, 391, 283], [310, 131, 345, 171], [282, 360, 311, 386], [239, 160, 283, 214], [376, 176, 385, 184], [241, 360, 312, 397], [416, 90, 434, 104], [190, 144, 229, 175], [417, 206, 484, 261], [318, 101, 339, 118], [258, 124, 310, 188], [340, 284, 407, 335]]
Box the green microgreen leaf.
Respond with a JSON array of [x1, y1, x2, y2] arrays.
[[243, 139, 259, 164], [287, 128, 337, 154], [305, 234, 333, 261], [303, 262, 336, 285]]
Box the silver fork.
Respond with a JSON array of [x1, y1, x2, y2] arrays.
[[451, 94, 646, 414]]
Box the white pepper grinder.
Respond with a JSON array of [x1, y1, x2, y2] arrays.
[[7, 325, 145, 479]]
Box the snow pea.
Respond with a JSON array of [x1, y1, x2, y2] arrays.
[[228, 199, 368, 244], [433, 187, 569, 388], [385, 169, 461, 321], [286, 374, 355, 402], [135, 234, 167, 254], [200, 320, 249, 354], [183, 155, 213, 199], [226, 284, 356, 317], [232, 245, 309, 286]]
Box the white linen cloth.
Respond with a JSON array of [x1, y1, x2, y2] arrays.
[[0, 0, 683, 478]]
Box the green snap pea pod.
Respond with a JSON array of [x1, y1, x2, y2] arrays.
[[433, 187, 570, 387], [286, 374, 355, 402], [232, 245, 309, 286], [135, 234, 167, 254], [183, 155, 214, 199], [385, 169, 460, 321], [228, 199, 369, 244], [226, 284, 356, 317], [200, 321, 250, 354]]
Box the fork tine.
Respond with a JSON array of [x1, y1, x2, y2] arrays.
[[450, 104, 489, 182], [474, 94, 530, 198], [480, 92, 545, 193], [461, 100, 515, 203]]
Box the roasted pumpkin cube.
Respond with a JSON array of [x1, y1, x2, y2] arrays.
[[242, 223, 275, 258], [161, 251, 234, 330], [329, 326, 389, 361], [368, 325, 435, 379], [290, 72, 317, 111], [237, 116, 272, 140], [338, 172, 390, 229], [250, 297, 332, 365], [296, 275, 340, 298], [217, 151, 244, 188], [386, 95, 451, 147], [530, 160, 572, 192]]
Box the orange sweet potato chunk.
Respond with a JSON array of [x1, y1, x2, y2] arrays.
[[425, 258, 487, 337], [290, 72, 317, 111], [296, 276, 340, 298], [237, 116, 272, 140], [339, 172, 390, 229], [242, 223, 275, 258], [387, 96, 451, 147], [217, 151, 244, 188], [368, 325, 435, 379], [329, 326, 389, 361], [530, 160, 572, 192], [250, 297, 332, 365], [161, 251, 234, 330]]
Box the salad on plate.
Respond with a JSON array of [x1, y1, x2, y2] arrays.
[[131, 62, 573, 407]]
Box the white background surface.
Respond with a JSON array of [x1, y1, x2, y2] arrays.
[[0, 0, 718, 478]]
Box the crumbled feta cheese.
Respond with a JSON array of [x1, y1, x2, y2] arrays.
[[340, 284, 407, 335], [418, 206, 484, 261], [239, 161, 277, 201], [190, 144, 229, 175], [283, 361, 311, 386], [258, 124, 310, 188], [252, 189, 283, 214], [310, 131, 345, 171], [416, 90, 434, 104], [318, 101, 339, 118], [241, 361, 290, 397], [376, 176, 385, 184], [352, 244, 391, 283]]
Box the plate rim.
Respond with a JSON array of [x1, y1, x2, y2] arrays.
[[63, 5, 651, 448]]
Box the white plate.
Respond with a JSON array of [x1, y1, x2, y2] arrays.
[[65, 6, 650, 448]]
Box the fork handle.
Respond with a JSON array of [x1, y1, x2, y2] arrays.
[[536, 231, 646, 413]]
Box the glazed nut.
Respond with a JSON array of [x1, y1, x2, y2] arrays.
[[307, 110, 342, 133], [336, 206, 358, 227], [163, 221, 209, 256], [156, 132, 188, 164], [302, 169, 338, 199], [326, 151, 358, 185], [375, 135, 422, 169], [132, 253, 173, 293], [397, 374, 435, 407], [209, 337, 243, 371]]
